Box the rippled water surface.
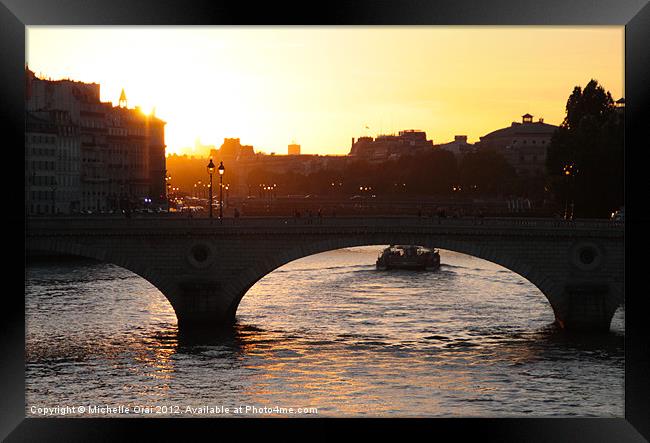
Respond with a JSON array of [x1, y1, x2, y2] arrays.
[[25, 247, 624, 417]]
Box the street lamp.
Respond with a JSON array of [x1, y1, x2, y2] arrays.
[[265, 186, 272, 212], [207, 159, 215, 219], [165, 174, 172, 211], [563, 163, 577, 220], [218, 161, 225, 222]]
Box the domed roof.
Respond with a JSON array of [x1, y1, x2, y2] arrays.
[[480, 119, 558, 140]]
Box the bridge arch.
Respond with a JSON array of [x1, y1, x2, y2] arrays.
[[223, 234, 563, 324], [26, 238, 181, 318]]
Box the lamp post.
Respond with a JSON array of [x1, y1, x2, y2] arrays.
[[207, 159, 215, 219], [165, 173, 172, 211], [563, 163, 577, 220], [218, 161, 225, 222], [570, 164, 578, 220], [265, 186, 271, 212]]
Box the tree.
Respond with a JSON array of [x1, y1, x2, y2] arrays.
[[459, 150, 516, 196], [408, 150, 459, 194], [546, 79, 623, 218]]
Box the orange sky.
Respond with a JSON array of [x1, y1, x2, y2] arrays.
[[26, 27, 624, 156]]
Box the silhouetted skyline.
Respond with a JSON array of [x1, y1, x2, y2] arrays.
[[27, 27, 623, 156]]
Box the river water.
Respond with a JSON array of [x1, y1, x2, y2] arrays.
[[25, 247, 625, 417]]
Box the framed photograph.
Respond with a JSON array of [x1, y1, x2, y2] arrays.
[[5, 0, 649, 440]]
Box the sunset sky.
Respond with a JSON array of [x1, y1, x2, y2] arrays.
[[26, 27, 624, 156]]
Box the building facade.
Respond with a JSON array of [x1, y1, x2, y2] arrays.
[[288, 143, 301, 156], [349, 130, 434, 162], [209, 138, 256, 164], [25, 113, 59, 215], [436, 135, 475, 158], [476, 114, 558, 178], [25, 68, 166, 214]]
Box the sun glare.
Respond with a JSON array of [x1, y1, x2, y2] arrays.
[[26, 26, 623, 156]]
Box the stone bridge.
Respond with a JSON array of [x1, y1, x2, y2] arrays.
[[26, 216, 624, 332]]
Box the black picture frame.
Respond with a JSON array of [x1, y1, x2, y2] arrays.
[[5, 0, 649, 440]]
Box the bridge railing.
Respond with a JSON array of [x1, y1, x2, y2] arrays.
[[26, 214, 624, 231]]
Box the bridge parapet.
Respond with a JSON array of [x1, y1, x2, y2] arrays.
[[27, 216, 623, 234]]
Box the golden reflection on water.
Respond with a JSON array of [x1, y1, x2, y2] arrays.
[[119, 293, 179, 383], [225, 325, 442, 416], [225, 326, 370, 415], [133, 335, 177, 380], [25, 253, 624, 417]]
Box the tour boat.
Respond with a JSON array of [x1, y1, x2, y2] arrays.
[[376, 245, 440, 271]]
